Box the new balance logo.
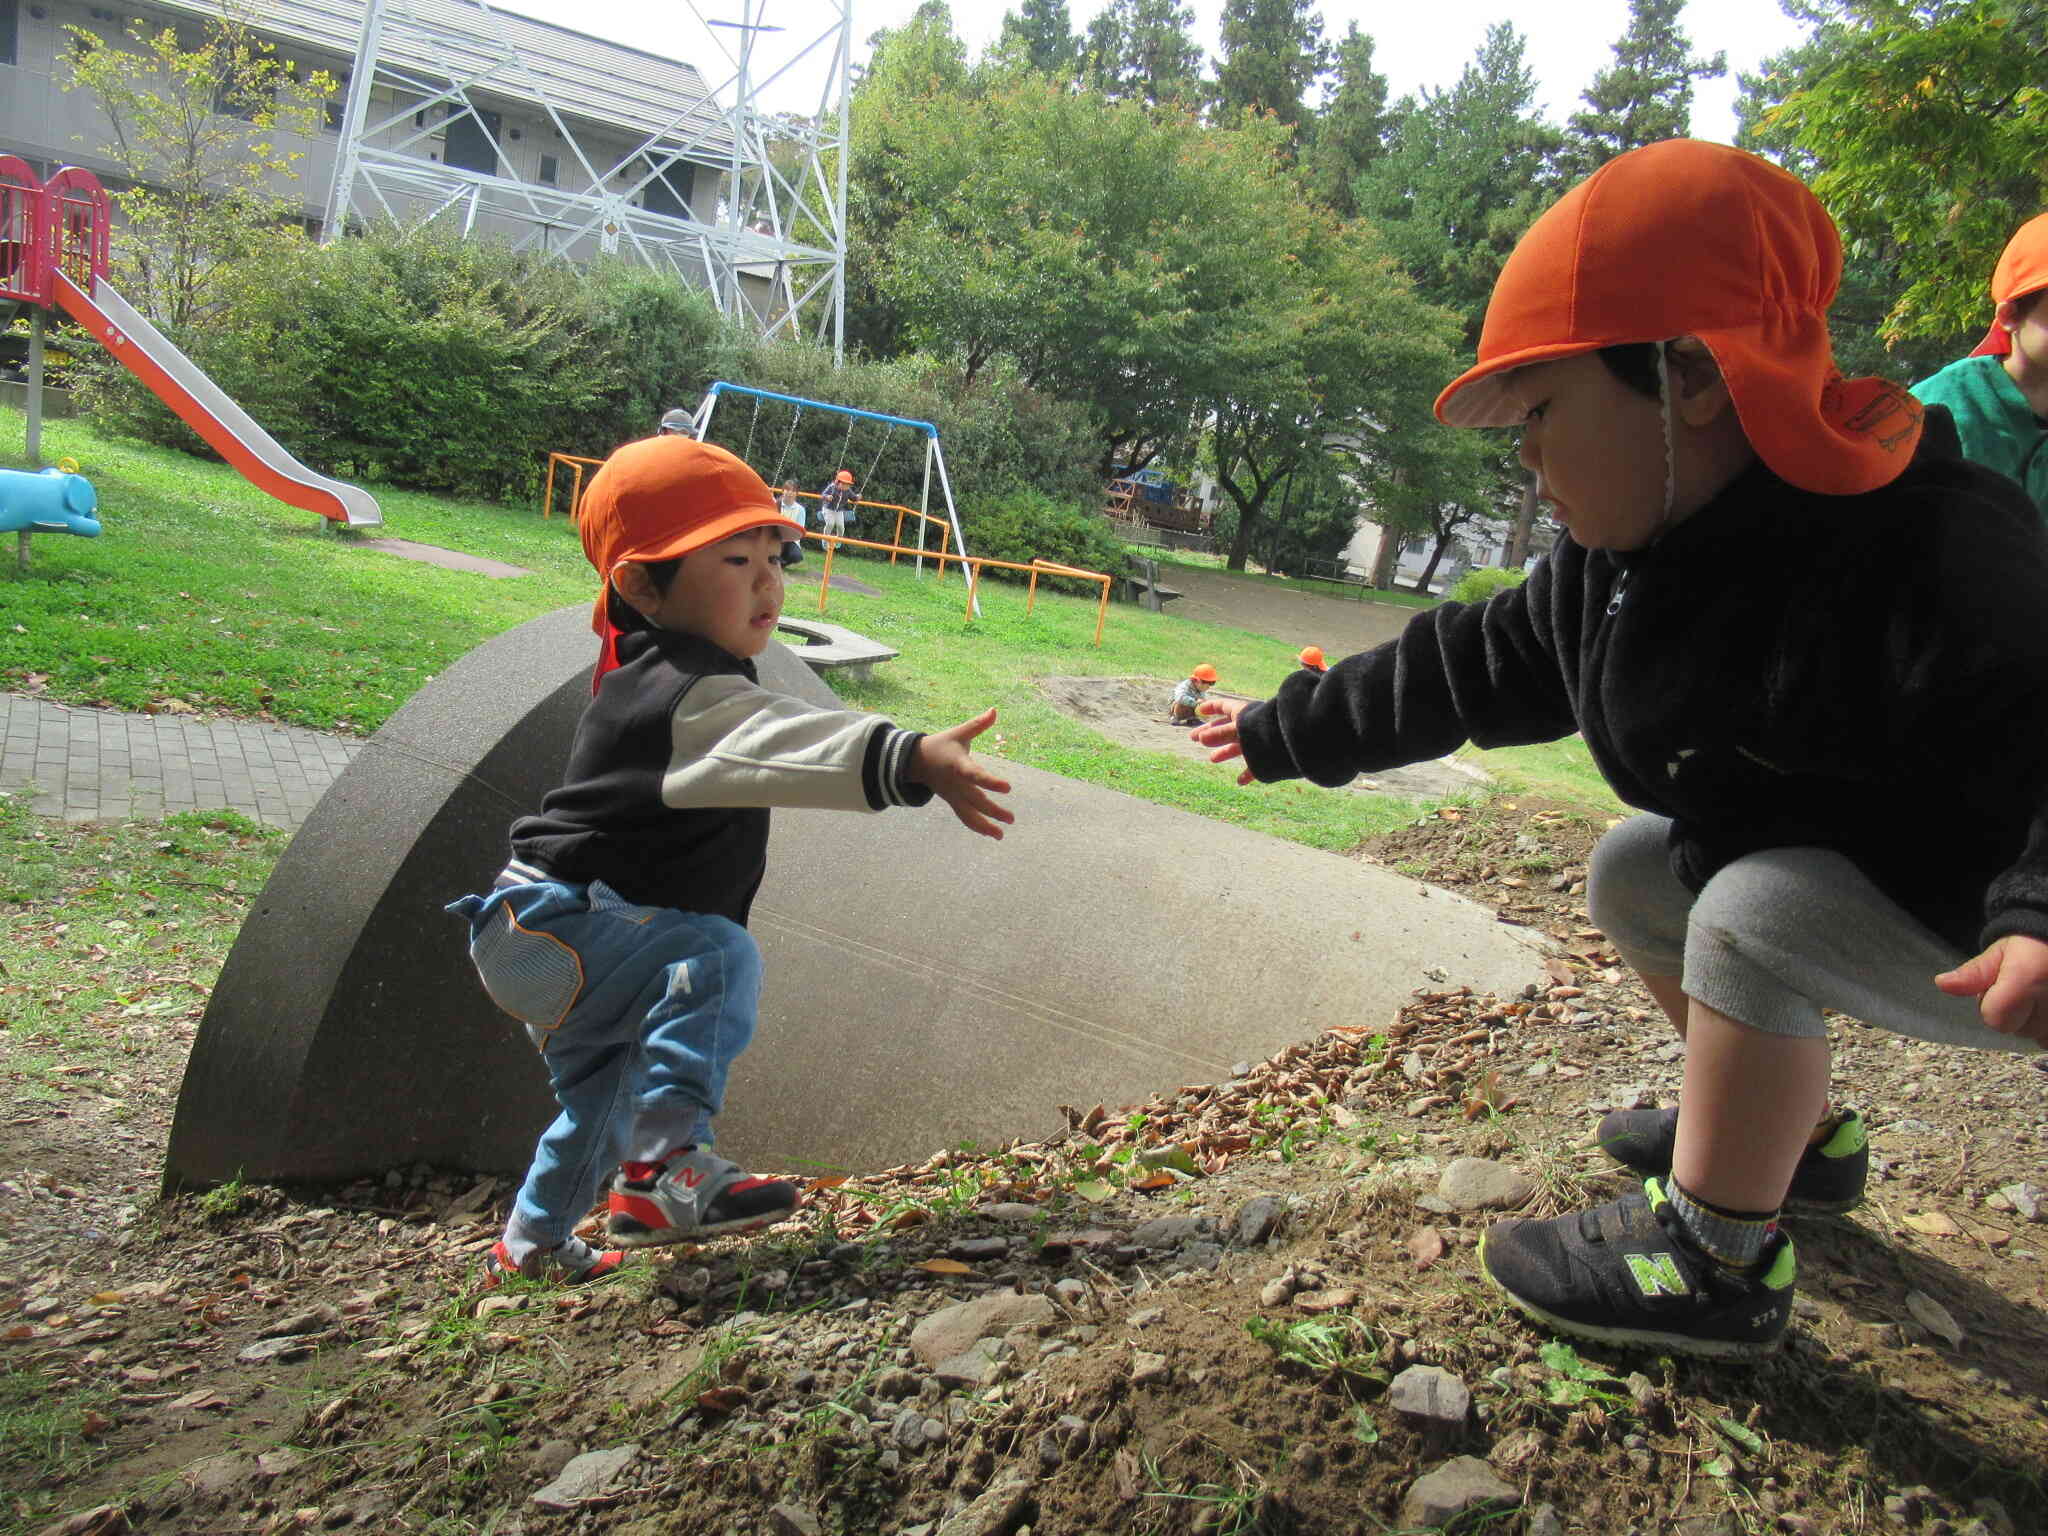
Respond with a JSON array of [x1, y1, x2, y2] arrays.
[[1625, 1252, 1691, 1298]]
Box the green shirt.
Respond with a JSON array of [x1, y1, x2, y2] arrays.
[[1910, 354, 2048, 520]]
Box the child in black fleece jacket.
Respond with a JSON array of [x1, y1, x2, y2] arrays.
[[1197, 140, 2048, 1361]]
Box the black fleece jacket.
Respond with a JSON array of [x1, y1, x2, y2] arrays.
[[1237, 415, 2048, 955], [508, 627, 931, 924]]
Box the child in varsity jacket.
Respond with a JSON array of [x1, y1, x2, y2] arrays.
[[448, 436, 1013, 1287]]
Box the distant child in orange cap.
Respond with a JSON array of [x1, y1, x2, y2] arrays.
[[1296, 646, 1326, 673], [1196, 140, 2048, 1361], [817, 467, 858, 540], [446, 436, 1013, 1287], [1910, 211, 2048, 518], [1169, 663, 1219, 725]]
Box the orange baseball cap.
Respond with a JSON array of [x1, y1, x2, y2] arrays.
[[1190, 663, 1218, 684], [1969, 211, 2048, 357], [1435, 139, 1922, 497], [579, 436, 797, 632], [1297, 646, 1326, 670], [835, 469, 855, 484]]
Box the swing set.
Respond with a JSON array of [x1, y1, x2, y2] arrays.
[[690, 382, 978, 614]]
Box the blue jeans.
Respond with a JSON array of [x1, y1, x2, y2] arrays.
[[447, 879, 761, 1250]]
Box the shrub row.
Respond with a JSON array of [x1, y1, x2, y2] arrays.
[[72, 227, 1111, 524]]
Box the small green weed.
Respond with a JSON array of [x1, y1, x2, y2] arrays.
[[197, 1172, 254, 1223], [1244, 1313, 1387, 1393], [1141, 1448, 1287, 1536]]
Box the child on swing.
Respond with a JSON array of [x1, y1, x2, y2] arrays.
[[1195, 140, 2048, 1360]]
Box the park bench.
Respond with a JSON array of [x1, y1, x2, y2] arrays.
[[774, 616, 900, 683]]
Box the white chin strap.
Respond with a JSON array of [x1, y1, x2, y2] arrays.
[[1654, 341, 1678, 524]]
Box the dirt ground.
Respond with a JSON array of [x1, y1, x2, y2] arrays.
[[1145, 566, 1416, 661], [6, 802, 2048, 1536], [5, 574, 2047, 1535], [1031, 675, 1490, 802]]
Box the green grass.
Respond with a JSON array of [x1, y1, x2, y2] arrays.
[[0, 1363, 119, 1532], [0, 790, 284, 1090], [810, 554, 1457, 848], [1458, 735, 1627, 818], [0, 411, 591, 732], [1134, 541, 1440, 609], [2, 413, 1621, 836]]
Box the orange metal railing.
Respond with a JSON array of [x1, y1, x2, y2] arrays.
[[534, 464, 1113, 644], [806, 533, 1113, 647], [542, 451, 606, 519]]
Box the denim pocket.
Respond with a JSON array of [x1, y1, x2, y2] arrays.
[[467, 888, 586, 1031]]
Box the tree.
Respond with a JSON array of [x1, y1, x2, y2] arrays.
[[60, 14, 336, 331], [1565, 0, 1726, 176], [873, 81, 1305, 477], [1301, 23, 1390, 217], [997, 0, 1080, 77], [1083, 0, 1204, 110], [1213, 0, 1329, 129], [1739, 0, 2048, 349], [843, 2, 976, 357], [1204, 214, 1470, 574], [1353, 25, 1566, 350]]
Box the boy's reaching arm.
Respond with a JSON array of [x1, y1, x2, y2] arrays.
[[910, 708, 1015, 840], [657, 675, 937, 814], [1194, 570, 1576, 788], [1191, 697, 1256, 785]]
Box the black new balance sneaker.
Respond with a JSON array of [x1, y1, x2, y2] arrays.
[[1480, 1179, 1794, 1362], [1596, 1105, 1868, 1215]]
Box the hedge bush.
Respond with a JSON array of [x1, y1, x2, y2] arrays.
[[956, 487, 1129, 592], [74, 227, 734, 502], [1444, 565, 1529, 605], [69, 228, 1102, 516]]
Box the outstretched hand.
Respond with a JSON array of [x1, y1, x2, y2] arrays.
[[1190, 696, 1257, 786], [912, 708, 1015, 840], [1935, 934, 2048, 1046]]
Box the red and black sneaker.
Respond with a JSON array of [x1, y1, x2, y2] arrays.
[[481, 1235, 626, 1288], [605, 1146, 801, 1247]]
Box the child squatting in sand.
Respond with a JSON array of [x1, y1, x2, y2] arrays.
[[1196, 140, 2048, 1360]]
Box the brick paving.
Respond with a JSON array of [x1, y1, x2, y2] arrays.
[[0, 692, 358, 829]]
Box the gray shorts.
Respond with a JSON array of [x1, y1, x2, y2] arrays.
[[1587, 813, 2035, 1051]]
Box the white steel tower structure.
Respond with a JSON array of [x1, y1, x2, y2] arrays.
[[322, 0, 852, 359]]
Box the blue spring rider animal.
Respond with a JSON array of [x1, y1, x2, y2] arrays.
[[0, 463, 99, 537]]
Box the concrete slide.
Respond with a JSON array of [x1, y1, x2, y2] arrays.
[[54, 270, 380, 528], [164, 606, 1546, 1190]]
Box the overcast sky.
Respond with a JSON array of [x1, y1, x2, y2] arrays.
[[498, 1, 1813, 146]]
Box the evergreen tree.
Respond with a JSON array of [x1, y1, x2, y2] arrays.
[[1353, 24, 1566, 349], [1566, 0, 1725, 175], [1302, 22, 1389, 216], [1213, 0, 1329, 128], [1083, 0, 1203, 110], [998, 0, 1080, 78]]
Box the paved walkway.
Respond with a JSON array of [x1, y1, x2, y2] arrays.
[[0, 692, 358, 829]]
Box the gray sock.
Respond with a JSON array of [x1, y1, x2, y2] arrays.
[[1668, 1180, 1777, 1270]]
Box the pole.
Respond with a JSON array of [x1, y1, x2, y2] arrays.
[[916, 434, 934, 578], [323, 0, 386, 241], [17, 306, 45, 575], [833, 0, 851, 366], [929, 434, 978, 617]]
